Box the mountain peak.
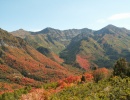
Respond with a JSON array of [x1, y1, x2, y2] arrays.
[[12, 29, 28, 33], [46, 27, 55, 30], [43, 27, 56, 32], [11, 29, 30, 38], [104, 24, 118, 29], [94, 24, 130, 35], [99, 24, 121, 32], [34, 27, 61, 34], [19, 28, 24, 31]]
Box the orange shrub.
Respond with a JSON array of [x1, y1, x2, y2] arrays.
[[93, 68, 109, 82], [84, 73, 94, 81]]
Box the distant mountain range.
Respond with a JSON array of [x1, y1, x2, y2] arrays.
[[11, 25, 130, 70]]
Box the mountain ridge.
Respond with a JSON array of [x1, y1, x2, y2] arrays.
[[10, 25, 130, 69]]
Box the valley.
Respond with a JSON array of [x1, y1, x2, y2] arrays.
[[11, 24, 130, 68], [0, 25, 130, 99]]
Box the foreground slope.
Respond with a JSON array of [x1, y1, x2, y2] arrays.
[[50, 77, 130, 100], [0, 28, 71, 84]]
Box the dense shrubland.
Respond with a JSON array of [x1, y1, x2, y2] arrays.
[[1, 58, 130, 100], [50, 77, 130, 100], [0, 86, 31, 100], [50, 58, 130, 100]]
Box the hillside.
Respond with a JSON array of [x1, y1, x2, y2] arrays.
[[11, 28, 93, 63], [50, 77, 130, 100], [0, 28, 73, 85], [1, 58, 129, 100], [11, 29, 31, 38], [61, 25, 130, 68], [11, 28, 91, 53], [11, 25, 130, 70]]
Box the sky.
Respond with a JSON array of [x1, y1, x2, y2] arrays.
[[0, 0, 130, 32]]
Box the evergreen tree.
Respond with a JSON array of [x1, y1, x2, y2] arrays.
[[113, 58, 128, 78], [81, 75, 86, 82]]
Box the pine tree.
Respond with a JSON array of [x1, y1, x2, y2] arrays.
[[113, 58, 128, 78]]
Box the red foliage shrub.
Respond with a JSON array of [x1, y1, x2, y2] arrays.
[[2, 46, 70, 83], [76, 55, 90, 70], [63, 76, 81, 83], [84, 73, 94, 81], [51, 53, 64, 63], [93, 68, 109, 82], [0, 82, 22, 95], [0, 65, 9, 72], [57, 76, 81, 88]]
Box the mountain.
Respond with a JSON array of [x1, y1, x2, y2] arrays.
[[3, 25, 130, 99], [11, 27, 93, 63], [61, 25, 130, 68], [29, 28, 93, 54], [11, 29, 31, 38], [0, 28, 73, 85], [11, 27, 93, 52], [11, 25, 130, 69]]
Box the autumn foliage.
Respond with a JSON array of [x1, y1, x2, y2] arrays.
[[57, 73, 94, 89], [76, 55, 90, 70], [1, 46, 71, 83], [0, 82, 22, 95], [84, 73, 94, 81], [93, 68, 109, 82], [51, 52, 64, 63]]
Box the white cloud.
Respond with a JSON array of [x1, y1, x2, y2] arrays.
[[97, 13, 130, 23], [108, 13, 130, 20]]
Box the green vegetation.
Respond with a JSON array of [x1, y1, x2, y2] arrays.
[[11, 25, 130, 69], [60, 25, 130, 68], [42, 82, 58, 90], [0, 28, 72, 84], [0, 86, 31, 100], [49, 58, 130, 100], [113, 58, 130, 78], [50, 77, 130, 100], [0, 57, 130, 100], [1, 25, 130, 99]]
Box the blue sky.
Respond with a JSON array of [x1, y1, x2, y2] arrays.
[[0, 0, 130, 32]]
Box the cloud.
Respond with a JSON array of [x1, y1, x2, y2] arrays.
[[97, 13, 130, 23], [108, 13, 130, 20]]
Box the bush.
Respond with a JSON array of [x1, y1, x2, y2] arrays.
[[93, 68, 109, 82], [0, 86, 32, 100], [50, 77, 130, 100], [42, 82, 58, 89], [113, 58, 130, 78]]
